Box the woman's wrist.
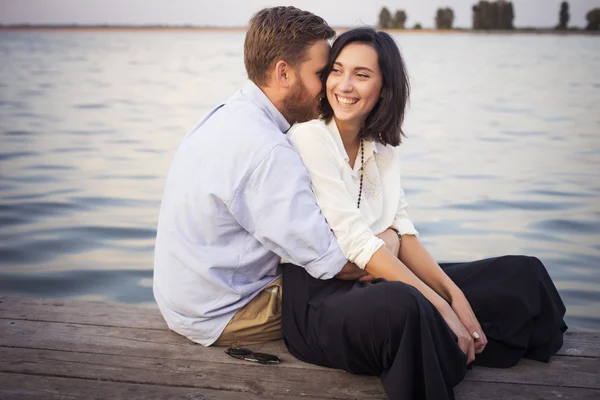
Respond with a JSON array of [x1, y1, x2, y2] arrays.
[[444, 280, 464, 304], [431, 294, 453, 314]]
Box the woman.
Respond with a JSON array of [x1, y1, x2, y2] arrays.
[[282, 27, 567, 400]]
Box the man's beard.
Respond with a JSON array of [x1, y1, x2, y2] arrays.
[[281, 77, 319, 124]]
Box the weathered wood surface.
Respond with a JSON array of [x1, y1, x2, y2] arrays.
[[0, 296, 598, 399]]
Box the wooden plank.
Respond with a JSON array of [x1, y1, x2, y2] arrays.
[[0, 372, 321, 400], [2, 316, 599, 384], [1, 351, 599, 400], [0, 318, 328, 370], [455, 381, 600, 400], [0, 347, 386, 399], [1, 296, 598, 358], [1, 318, 599, 390], [466, 356, 600, 389], [0, 296, 167, 330], [561, 331, 600, 358]]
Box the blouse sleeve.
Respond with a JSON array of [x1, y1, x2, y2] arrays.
[[287, 122, 384, 269]]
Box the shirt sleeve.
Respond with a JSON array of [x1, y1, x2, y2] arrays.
[[288, 123, 384, 269], [229, 144, 346, 279], [390, 149, 419, 236]]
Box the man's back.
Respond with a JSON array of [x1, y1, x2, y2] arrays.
[[153, 82, 345, 346]]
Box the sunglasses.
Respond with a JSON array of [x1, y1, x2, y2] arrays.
[[225, 347, 281, 364]]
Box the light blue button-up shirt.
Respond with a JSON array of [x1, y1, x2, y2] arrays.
[[153, 81, 347, 346]]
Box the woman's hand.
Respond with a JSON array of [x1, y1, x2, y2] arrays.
[[450, 289, 488, 354], [376, 229, 400, 257], [438, 303, 476, 364]]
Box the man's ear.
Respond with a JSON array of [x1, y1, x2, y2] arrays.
[[275, 60, 294, 89]]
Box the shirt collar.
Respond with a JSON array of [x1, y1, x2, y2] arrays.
[[326, 118, 378, 167], [241, 80, 291, 133]]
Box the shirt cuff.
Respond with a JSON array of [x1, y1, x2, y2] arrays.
[[302, 237, 347, 279], [392, 218, 419, 237], [353, 236, 385, 270]]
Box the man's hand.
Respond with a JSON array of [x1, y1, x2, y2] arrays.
[[335, 262, 373, 281], [376, 229, 400, 257]]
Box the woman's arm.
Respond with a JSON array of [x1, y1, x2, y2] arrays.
[[366, 245, 448, 308], [397, 235, 457, 302], [398, 234, 488, 354], [363, 245, 478, 363]]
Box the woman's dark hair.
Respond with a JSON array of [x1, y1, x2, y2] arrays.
[[320, 27, 410, 147]]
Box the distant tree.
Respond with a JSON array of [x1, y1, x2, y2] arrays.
[[504, 1, 515, 29], [586, 8, 600, 30], [413, 23, 423, 30], [435, 7, 455, 29], [557, 1, 570, 30], [392, 10, 408, 29], [378, 7, 393, 29], [472, 1, 514, 30]]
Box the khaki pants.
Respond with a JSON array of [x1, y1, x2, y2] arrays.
[[213, 278, 282, 347]]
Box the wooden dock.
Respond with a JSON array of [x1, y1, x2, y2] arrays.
[[0, 296, 598, 399]]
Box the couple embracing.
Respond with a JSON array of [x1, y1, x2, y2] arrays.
[[153, 6, 567, 400]]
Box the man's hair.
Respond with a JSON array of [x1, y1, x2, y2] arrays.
[[320, 27, 410, 147], [244, 6, 335, 86]]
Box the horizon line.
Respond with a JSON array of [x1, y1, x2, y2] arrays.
[[0, 23, 592, 31]]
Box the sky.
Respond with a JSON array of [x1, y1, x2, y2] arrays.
[[1, 0, 599, 28]]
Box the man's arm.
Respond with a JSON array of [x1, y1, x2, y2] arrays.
[[229, 144, 347, 279]]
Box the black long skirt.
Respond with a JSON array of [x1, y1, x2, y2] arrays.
[[281, 255, 567, 400]]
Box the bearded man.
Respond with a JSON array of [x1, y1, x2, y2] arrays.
[[153, 6, 361, 346]]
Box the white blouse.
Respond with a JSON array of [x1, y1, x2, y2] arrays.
[[287, 118, 418, 269]]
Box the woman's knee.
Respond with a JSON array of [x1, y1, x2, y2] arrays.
[[494, 255, 547, 278]]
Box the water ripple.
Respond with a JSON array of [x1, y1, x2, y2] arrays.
[[454, 174, 498, 180], [501, 130, 546, 137], [0, 238, 98, 264], [3, 130, 35, 136], [560, 289, 600, 304], [52, 147, 95, 153], [519, 189, 596, 199], [514, 231, 570, 244], [415, 220, 497, 237], [448, 199, 580, 212], [528, 219, 600, 235], [1, 189, 78, 201], [0, 201, 83, 219], [0, 269, 154, 304], [72, 196, 159, 208], [0, 151, 38, 161], [73, 103, 108, 109], [24, 164, 77, 171], [2, 174, 60, 183]]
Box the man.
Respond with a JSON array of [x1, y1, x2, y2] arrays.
[[153, 6, 363, 347]]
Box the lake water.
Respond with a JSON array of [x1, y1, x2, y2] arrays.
[[0, 30, 599, 330]]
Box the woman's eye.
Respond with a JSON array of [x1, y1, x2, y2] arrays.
[[357, 73, 369, 78]]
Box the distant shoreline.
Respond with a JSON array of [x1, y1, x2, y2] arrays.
[[0, 25, 598, 35]]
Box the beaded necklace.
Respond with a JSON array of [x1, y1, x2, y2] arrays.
[[357, 138, 365, 208]]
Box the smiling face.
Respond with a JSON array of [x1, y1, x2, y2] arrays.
[[325, 42, 383, 130]]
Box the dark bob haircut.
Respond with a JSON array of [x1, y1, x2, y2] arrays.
[[320, 27, 410, 147]]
